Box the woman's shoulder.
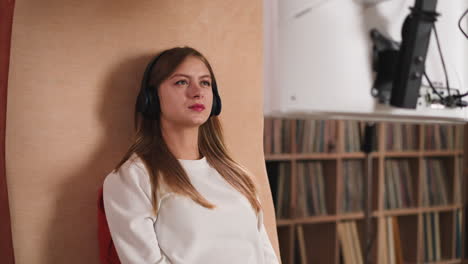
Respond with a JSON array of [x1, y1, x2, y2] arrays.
[[107, 153, 147, 179], [103, 154, 150, 195], [103, 153, 170, 199]]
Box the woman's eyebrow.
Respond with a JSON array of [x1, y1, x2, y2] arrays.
[[169, 73, 211, 79]]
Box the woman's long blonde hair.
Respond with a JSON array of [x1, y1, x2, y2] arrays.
[[114, 47, 261, 215]]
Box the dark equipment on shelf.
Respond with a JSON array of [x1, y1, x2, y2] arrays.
[[361, 122, 377, 264], [371, 0, 438, 109]]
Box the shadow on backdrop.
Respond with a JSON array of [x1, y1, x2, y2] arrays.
[[43, 53, 157, 263]]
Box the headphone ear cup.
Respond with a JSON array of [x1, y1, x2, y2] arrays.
[[136, 90, 144, 113], [136, 83, 159, 119], [210, 81, 222, 116], [145, 85, 159, 118], [137, 52, 167, 119], [136, 88, 149, 117], [210, 97, 217, 117], [213, 94, 222, 116]]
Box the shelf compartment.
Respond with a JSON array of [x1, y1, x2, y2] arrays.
[[298, 223, 337, 264], [421, 157, 454, 207], [295, 160, 336, 217], [384, 158, 418, 210], [385, 122, 419, 151], [266, 161, 293, 220], [422, 211, 455, 262]]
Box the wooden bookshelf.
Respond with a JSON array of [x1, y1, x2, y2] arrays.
[[264, 118, 467, 264]]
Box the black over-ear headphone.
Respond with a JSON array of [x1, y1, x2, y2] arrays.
[[136, 51, 222, 119]]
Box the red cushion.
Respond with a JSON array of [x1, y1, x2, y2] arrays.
[[98, 187, 121, 264]]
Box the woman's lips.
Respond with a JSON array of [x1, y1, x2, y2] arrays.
[[189, 104, 205, 112]]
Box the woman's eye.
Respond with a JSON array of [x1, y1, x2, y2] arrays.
[[201, 81, 211, 87], [175, 80, 188, 85]]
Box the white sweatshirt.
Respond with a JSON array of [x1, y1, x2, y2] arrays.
[[103, 154, 279, 264]]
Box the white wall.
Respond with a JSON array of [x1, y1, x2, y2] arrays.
[[265, 0, 468, 122]]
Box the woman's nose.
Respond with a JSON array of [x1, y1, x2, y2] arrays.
[[188, 82, 203, 98]]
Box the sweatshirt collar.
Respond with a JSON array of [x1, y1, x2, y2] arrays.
[[177, 156, 209, 170]]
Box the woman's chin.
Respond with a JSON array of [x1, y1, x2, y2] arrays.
[[184, 116, 209, 127]]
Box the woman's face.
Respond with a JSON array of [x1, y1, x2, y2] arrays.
[[158, 56, 214, 129]]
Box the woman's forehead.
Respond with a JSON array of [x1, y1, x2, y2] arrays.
[[171, 56, 210, 77]]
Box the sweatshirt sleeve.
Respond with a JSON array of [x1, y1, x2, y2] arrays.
[[257, 205, 280, 264], [103, 161, 171, 264]]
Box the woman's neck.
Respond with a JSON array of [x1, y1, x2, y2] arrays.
[[161, 124, 201, 160]]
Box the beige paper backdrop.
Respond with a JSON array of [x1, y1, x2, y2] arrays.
[[6, 0, 279, 263]]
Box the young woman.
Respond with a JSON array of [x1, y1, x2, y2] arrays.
[[102, 46, 279, 263]]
